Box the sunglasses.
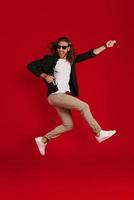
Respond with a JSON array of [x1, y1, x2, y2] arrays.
[[57, 45, 69, 50]]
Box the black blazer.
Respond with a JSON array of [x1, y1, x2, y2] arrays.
[[27, 49, 96, 96]]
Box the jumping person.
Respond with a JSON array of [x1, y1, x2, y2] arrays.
[[27, 36, 117, 156]]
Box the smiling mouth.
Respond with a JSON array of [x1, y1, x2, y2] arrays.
[[59, 52, 65, 56]]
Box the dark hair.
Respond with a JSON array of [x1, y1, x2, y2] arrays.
[[48, 36, 76, 64]]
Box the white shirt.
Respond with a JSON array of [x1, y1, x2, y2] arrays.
[[53, 58, 71, 94]]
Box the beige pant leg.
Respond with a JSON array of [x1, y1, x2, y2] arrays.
[[44, 107, 73, 140], [47, 93, 102, 135]]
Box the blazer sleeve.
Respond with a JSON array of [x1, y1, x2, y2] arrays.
[[75, 49, 97, 63], [27, 55, 48, 77]]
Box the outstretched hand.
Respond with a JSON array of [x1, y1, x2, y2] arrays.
[[106, 40, 116, 48]]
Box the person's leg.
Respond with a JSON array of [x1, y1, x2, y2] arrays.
[[35, 93, 116, 155], [35, 105, 73, 155], [47, 93, 102, 136], [42, 106, 73, 143]]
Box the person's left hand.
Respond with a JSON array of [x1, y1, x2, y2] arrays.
[[106, 40, 116, 48]]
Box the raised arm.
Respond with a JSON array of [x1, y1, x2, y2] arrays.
[[75, 49, 97, 63], [75, 40, 116, 63], [93, 40, 116, 55]]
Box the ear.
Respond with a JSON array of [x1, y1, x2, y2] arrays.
[[67, 46, 71, 52]]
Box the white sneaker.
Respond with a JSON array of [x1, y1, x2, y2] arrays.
[[35, 136, 47, 155], [95, 130, 116, 143]]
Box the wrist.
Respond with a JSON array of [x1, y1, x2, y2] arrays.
[[40, 73, 48, 79], [103, 43, 108, 49]]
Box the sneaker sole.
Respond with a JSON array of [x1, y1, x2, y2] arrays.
[[35, 137, 46, 155], [97, 130, 116, 143]]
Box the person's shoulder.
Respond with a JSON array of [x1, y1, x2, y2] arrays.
[[43, 54, 58, 60], [42, 54, 58, 65], [43, 54, 50, 59]]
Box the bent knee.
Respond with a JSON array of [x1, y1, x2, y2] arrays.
[[81, 102, 90, 111], [64, 123, 73, 131]]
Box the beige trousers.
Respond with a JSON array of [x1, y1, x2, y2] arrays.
[[44, 93, 102, 140]]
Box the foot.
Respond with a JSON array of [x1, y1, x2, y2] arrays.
[[95, 130, 116, 143], [35, 136, 47, 155]]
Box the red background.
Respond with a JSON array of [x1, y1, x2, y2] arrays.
[[0, 0, 134, 199]]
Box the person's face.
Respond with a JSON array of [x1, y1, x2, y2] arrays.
[[57, 41, 70, 59]]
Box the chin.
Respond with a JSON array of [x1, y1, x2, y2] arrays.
[[60, 55, 65, 58]]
